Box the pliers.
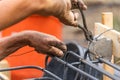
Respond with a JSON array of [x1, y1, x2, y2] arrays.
[[73, 1, 93, 42]]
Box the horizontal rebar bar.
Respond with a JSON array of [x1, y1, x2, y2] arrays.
[[99, 58, 120, 71], [67, 51, 119, 80], [53, 57, 98, 80], [0, 66, 62, 80]]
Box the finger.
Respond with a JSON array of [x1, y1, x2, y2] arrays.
[[64, 11, 78, 27], [47, 46, 64, 57], [58, 11, 73, 26], [72, 11, 79, 21], [49, 41, 67, 52], [77, 0, 87, 10], [72, 0, 87, 10]]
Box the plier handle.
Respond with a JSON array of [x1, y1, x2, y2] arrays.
[[73, 1, 93, 42]]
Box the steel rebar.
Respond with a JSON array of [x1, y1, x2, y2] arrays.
[[67, 51, 119, 80]]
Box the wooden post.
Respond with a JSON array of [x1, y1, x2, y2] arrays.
[[94, 12, 118, 80], [102, 12, 114, 80], [102, 12, 113, 28]]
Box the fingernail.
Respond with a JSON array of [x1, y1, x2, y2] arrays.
[[84, 5, 87, 10], [74, 13, 79, 20], [58, 51, 64, 57], [63, 45, 67, 51]]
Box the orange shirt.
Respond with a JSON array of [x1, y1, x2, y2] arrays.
[[2, 15, 62, 80]]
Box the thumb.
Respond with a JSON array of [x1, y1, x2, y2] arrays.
[[59, 11, 79, 27]]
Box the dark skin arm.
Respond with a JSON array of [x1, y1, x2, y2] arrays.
[[0, 0, 87, 30], [0, 31, 66, 60], [0, 0, 87, 60]]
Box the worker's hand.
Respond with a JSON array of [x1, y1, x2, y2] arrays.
[[26, 31, 67, 57], [36, 0, 87, 26], [0, 31, 66, 60], [57, 0, 87, 26]]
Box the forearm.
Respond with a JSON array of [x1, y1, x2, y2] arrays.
[[0, 0, 42, 30], [0, 32, 30, 60]]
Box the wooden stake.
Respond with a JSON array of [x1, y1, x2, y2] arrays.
[[102, 12, 114, 80], [94, 12, 117, 80], [102, 12, 113, 29]]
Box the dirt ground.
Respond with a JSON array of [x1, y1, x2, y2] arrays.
[[62, 3, 120, 47]]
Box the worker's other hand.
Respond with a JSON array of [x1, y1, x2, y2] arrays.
[[26, 31, 67, 57], [36, 0, 87, 26]]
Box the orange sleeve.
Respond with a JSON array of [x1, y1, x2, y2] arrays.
[[2, 15, 62, 80]]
